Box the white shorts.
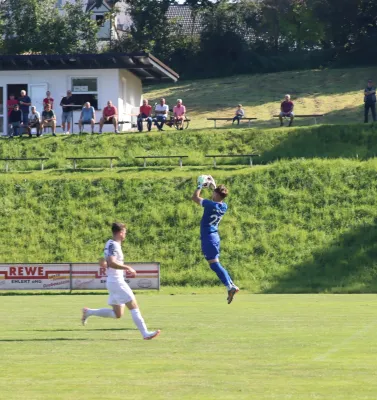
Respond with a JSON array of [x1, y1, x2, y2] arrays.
[[106, 280, 135, 305]]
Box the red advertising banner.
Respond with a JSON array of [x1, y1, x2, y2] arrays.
[[0, 263, 160, 290]]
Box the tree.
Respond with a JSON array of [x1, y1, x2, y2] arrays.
[[0, 0, 99, 54]]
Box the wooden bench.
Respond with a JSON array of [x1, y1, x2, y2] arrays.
[[75, 121, 130, 133], [273, 114, 325, 125], [135, 155, 188, 168], [0, 157, 49, 172], [66, 156, 120, 170], [207, 117, 257, 128], [205, 153, 260, 167]]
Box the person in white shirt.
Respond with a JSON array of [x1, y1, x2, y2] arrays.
[[81, 222, 161, 340], [27, 106, 41, 137], [154, 97, 169, 131]]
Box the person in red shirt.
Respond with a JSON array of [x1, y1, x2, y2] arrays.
[[7, 94, 18, 118], [99, 100, 118, 134], [279, 94, 294, 127], [137, 99, 153, 132], [43, 91, 54, 109]]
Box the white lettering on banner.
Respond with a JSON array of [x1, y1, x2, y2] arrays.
[[0, 263, 160, 290]]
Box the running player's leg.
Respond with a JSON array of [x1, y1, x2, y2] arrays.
[[125, 298, 160, 340]]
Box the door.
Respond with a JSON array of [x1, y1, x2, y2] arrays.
[[29, 83, 48, 114]]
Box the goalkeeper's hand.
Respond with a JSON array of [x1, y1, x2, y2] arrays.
[[197, 175, 207, 189]]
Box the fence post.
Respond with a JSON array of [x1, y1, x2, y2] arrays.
[[69, 263, 73, 293]]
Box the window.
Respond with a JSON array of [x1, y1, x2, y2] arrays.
[[96, 15, 105, 26], [71, 78, 98, 110]]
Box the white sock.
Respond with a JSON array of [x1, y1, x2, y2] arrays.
[[87, 308, 116, 318], [130, 309, 149, 338]]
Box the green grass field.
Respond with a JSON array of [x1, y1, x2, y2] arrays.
[[2, 292, 377, 400], [144, 67, 375, 129]]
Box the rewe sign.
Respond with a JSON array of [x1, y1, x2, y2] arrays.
[[0, 263, 160, 290]]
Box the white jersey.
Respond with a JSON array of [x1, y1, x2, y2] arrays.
[[104, 239, 125, 283]]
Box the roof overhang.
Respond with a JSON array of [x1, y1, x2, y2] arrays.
[[0, 52, 179, 82]]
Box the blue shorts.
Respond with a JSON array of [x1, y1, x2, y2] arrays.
[[62, 111, 73, 124], [201, 233, 220, 261]]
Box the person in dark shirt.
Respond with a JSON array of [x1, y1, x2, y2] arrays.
[[8, 104, 23, 138], [364, 79, 376, 123], [60, 90, 74, 134], [279, 94, 295, 127], [41, 103, 57, 136], [18, 90, 31, 125]]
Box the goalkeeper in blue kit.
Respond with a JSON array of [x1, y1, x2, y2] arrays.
[[192, 175, 239, 304]]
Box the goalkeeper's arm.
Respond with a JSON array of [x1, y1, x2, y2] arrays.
[[192, 186, 204, 205]]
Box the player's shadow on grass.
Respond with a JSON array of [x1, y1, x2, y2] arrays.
[[0, 338, 130, 342], [265, 221, 377, 293], [17, 328, 135, 332]]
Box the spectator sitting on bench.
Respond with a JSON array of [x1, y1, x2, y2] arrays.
[[99, 100, 118, 134], [232, 104, 245, 125], [79, 102, 96, 134], [154, 98, 169, 131], [137, 99, 153, 132], [8, 104, 23, 138], [41, 103, 57, 136], [173, 99, 186, 130], [279, 94, 294, 127], [27, 106, 41, 137]]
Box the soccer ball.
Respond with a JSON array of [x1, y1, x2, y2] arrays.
[[198, 175, 216, 189]]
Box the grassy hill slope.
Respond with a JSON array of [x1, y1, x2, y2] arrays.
[[144, 67, 375, 129], [2, 157, 377, 293], [1, 123, 377, 171]]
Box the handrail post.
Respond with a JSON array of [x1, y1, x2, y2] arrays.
[[250, 156, 253, 167], [41, 160, 44, 171], [110, 158, 113, 169], [179, 157, 182, 168], [143, 158, 147, 168], [213, 157, 216, 168], [5, 161, 8, 173]]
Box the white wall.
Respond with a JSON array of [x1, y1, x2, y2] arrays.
[[0, 68, 142, 134], [118, 69, 143, 126]]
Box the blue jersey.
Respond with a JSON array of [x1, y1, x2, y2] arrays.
[[200, 199, 228, 236]]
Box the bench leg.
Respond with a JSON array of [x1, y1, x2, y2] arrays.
[[213, 157, 216, 168], [249, 157, 253, 167], [214, 120, 216, 129], [143, 158, 146, 168], [314, 117, 317, 125], [179, 157, 182, 168], [73, 159, 77, 170], [248, 120, 251, 128], [41, 161, 44, 171], [5, 162, 8, 173], [110, 159, 113, 169]]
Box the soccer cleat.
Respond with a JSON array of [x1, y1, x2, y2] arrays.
[[81, 307, 89, 326], [144, 330, 161, 340], [227, 286, 239, 304]]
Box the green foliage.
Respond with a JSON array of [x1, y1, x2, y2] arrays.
[[0, 0, 99, 54]]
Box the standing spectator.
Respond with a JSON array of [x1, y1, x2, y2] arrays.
[[232, 104, 244, 125], [99, 100, 118, 134], [43, 91, 54, 109], [8, 104, 23, 138], [79, 102, 96, 134], [19, 90, 31, 126], [7, 94, 18, 117], [27, 106, 41, 137], [154, 98, 169, 131], [364, 79, 376, 123], [60, 90, 74, 134], [41, 103, 57, 136], [279, 94, 294, 127], [173, 99, 186, 130], [137, 99, 153, 132]]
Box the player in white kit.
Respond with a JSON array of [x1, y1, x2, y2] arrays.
[[81, 222, 160, 340]]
